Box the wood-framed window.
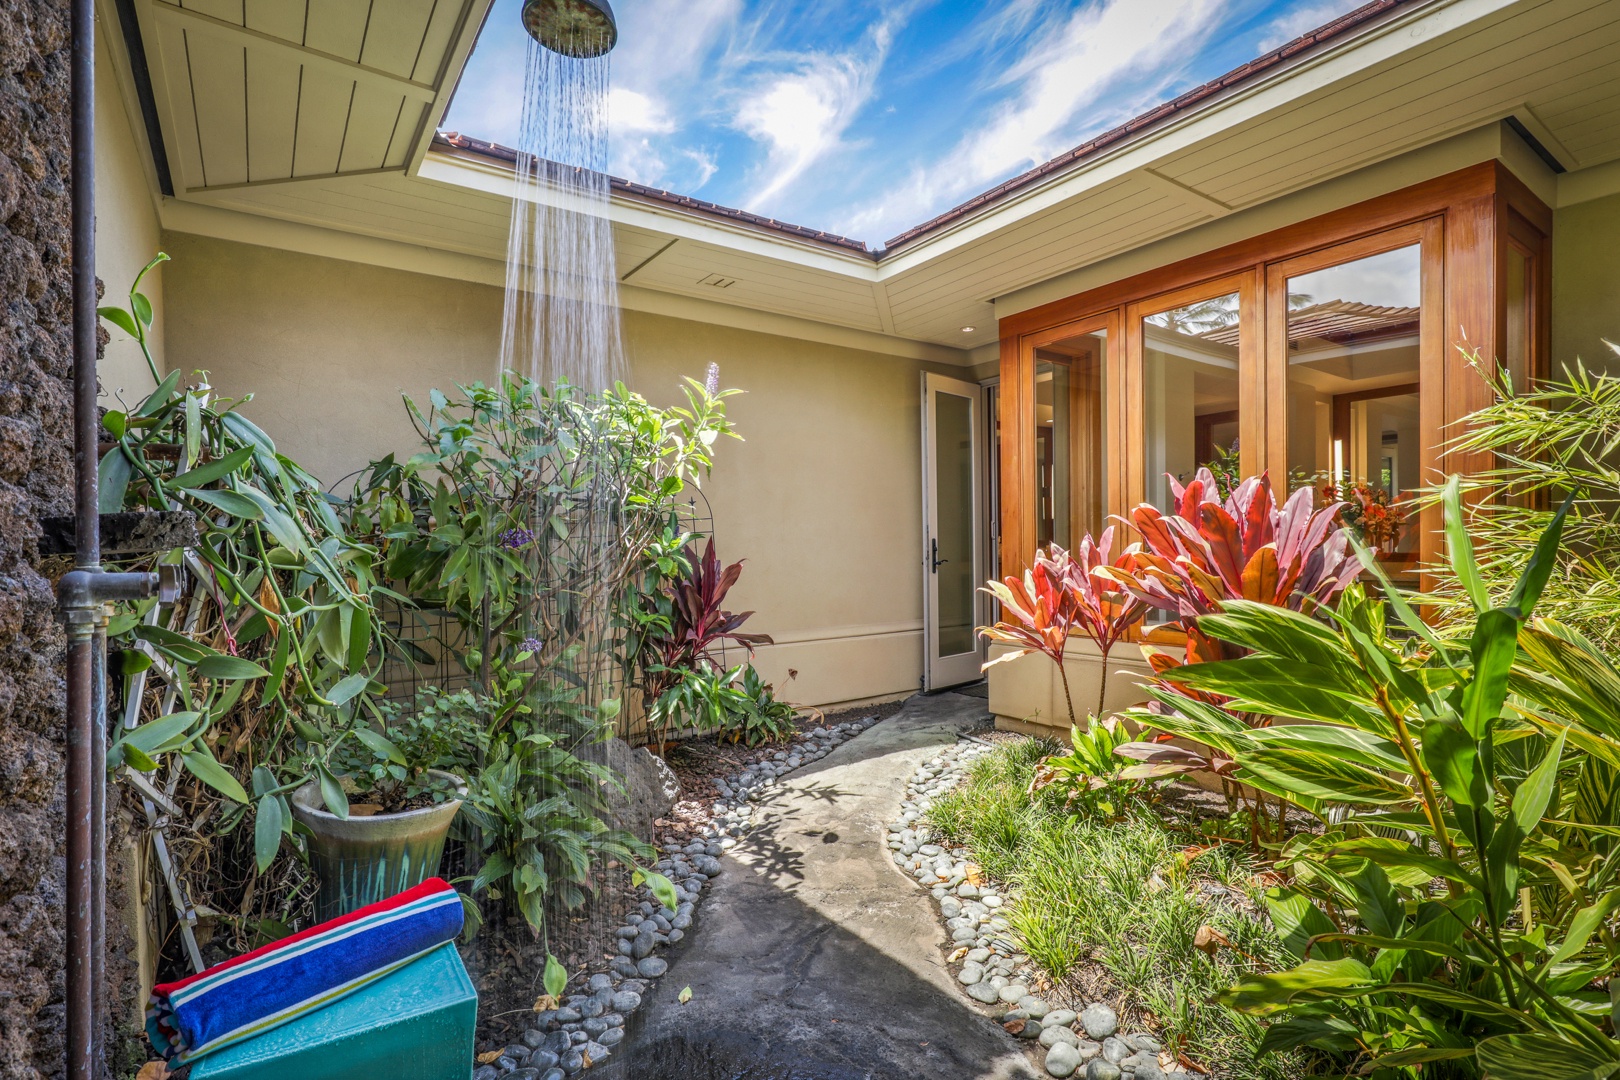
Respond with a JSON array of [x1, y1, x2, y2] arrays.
[[997, 161, 1550, 584]]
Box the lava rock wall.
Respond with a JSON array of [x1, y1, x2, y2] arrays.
[[0, 1, 76, 1076]]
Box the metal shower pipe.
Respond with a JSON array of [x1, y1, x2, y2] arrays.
[[63, 2, 163, 1076]]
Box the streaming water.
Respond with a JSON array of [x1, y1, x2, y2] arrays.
[[486, 31, 631, 1045], [500, 38, 625, 390]]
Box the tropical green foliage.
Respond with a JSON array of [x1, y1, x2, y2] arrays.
[[457, 714, 652, 929], [99, 257, 711, 958], [1430, 351, 1620, 653], [325, 688, 485, 810], [346, 372, 736, 704], [1132, 479, 1620, 1076], [647, 662, 800, 747], [1028, 716, 1145, 818], [100, 255, 394, 890], [344, 375, 727, 934]]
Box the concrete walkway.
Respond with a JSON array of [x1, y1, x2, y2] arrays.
[[601, 692, 1041, 1080]]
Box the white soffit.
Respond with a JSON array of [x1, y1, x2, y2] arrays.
[[129, 0, 491, 192]]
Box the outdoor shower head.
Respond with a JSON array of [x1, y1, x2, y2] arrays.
[[521, 0, 618, 58]]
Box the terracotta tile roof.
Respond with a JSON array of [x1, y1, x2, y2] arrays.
[[879, 0, 1429, 252], [433, 132, 875, 257]]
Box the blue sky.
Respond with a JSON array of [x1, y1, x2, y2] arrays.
[[446, 0, 1355, 246]]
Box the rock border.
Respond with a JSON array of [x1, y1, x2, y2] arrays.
[[475, 717, 881, 1080], [886, 739, 1194, 1080]]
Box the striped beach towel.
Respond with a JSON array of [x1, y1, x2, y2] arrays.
[[146, 877, 464, 1064]]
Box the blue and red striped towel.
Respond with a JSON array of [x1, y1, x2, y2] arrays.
[[146, 877, 464, 1064]]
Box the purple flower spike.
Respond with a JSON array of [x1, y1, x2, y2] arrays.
[[499, 527, 536, 550], [704, 362, 720, 397], [520, 637, 543, 655]]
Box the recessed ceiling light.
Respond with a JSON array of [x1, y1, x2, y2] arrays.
[[960, 325, 976, 333]]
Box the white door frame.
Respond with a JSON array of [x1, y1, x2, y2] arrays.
[[921, 372, 986, 690]]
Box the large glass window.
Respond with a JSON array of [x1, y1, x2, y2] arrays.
[[1143, 292, 1241, 512], [1283, 245, 1421, 558], [1035, 329, 1108, 549]]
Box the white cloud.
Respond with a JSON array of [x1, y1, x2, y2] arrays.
[[602, 0, 740, 187], [1256, 1, 1348, 53], [838, 0, 1233, 242], [734, 20, 894, 207], [612, 0, 744, 95], [681, 148, 720, 189], [609, 87, 675, 134]]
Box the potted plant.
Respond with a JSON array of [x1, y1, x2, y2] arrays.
[[290, 690, 481, 921]]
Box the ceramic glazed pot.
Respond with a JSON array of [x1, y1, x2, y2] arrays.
[[291, 769, 467, 921]]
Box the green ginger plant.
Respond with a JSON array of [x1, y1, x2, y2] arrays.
[[1137, 479, 1620, 1076]]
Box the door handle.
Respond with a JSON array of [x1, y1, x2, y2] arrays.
[[931, 538, 948, 572]]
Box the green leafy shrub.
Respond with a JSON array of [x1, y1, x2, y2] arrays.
[[348, 375, 724, 935], [458, 719, 652, 929], [1143, 479, 1620, 1076], [646, 663, 799, 747], [1028, 717, 1147, 819], [325, 688, 486, 811], [1428, 351, 1620, 652], [101, 259, 707, 960], [99, 255, 397, 923]]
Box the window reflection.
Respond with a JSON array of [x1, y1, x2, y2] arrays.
[[1505, 242, 1531, 395], [1285, 244, 1421, 559], [1035, 330, 1108, 549], [1143, 292, 1241, 512]]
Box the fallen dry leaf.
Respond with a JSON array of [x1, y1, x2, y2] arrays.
[[947, 947, 969, 963], [677, 985, 693, 1004], [582, 1051, 593, 1069], [476, 1050, 504, 1065], [965, 863, 985, 887], [1002, 1020, 1026, 1036], [137, 1063, 168, 1080], [1176, 844, 1215, 869], [1193, 924, 1233, 957], [1177, 1052, 1211, 1075], [533, 994, 559, 1012]]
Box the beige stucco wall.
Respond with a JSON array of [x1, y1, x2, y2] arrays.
[[94, 35, 164, 406], [987, 640, 1154, 737], [161, 233, 948, 707], [1553, 189, 1620, 374]]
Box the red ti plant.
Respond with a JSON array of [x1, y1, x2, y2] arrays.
[[639, 537, 773, 708], [1100, 469, 1363, 835], [980, 528, 1148, 726], [1103, 468, 1361, 666], [668, 537, 774, 666]]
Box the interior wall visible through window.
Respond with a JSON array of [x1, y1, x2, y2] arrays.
[[1034, 329, 1108, 550]]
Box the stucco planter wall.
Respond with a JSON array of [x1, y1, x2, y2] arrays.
[[987, 639, 1155, 737]]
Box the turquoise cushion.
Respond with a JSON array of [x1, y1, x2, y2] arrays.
[[190, 943, 475, 1080]]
